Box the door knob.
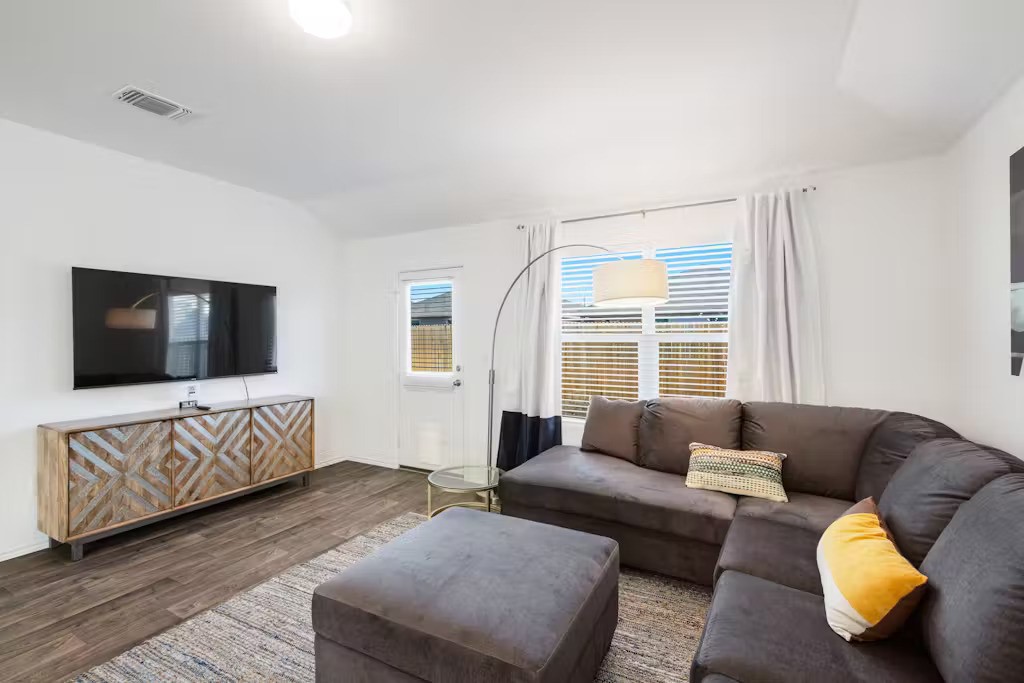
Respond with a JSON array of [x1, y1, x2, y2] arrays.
[[453, 379, 463, 387]]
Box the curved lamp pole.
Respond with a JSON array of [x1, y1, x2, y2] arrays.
[[486, 243, 614, 469]]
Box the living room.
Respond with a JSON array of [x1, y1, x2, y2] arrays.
[[1, 1, 1023, 681]]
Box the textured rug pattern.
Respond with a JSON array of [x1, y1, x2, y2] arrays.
[[74, 513, 712, 682]]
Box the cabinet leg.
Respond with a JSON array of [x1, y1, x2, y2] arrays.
[[48, 537, 61, 550], [301, 472, 311, 488], [70, 542, 84, 562]]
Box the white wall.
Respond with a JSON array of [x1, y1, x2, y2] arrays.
[[945, 75, 1024, 455], [334, 157, 962, 463], [0, 119, 343, 561], [805, 156, 956, 422]]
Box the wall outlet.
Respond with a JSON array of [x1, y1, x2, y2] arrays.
[[186, 384, 199, 398]]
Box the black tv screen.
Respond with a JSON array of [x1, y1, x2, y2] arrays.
[[72, 267, 277, 389]]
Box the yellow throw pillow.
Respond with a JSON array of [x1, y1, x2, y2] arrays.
[[685, 443, 788, 502], [817, 498, 927, 642]]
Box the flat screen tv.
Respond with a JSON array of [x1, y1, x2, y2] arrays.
[[72, 267, 277, 389]]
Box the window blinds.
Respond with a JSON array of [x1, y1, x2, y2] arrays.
[[560, 243, 732, 419]]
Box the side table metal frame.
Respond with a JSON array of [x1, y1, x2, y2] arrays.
[[426, 466, 500, 518], [427, 484, 495, 518]]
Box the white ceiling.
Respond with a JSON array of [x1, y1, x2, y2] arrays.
[[1, 0, 1023, 235]]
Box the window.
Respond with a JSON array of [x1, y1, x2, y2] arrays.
[[408, 281, 453, 373], [560, 242, 732, 419]]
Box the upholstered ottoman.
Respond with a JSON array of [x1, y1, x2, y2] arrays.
[[312, 507, 619, 682]]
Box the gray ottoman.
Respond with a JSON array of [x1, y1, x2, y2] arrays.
[[313, 507, 619, 682]]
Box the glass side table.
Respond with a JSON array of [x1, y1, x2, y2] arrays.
[[427, 465, 501, 518]]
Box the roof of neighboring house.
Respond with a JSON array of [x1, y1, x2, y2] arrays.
[[411, 291, 452, 319]]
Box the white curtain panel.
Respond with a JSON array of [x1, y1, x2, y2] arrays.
[[496, 220, 563, 470], [726, 191, 826, 404]]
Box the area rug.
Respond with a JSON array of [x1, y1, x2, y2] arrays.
[[74, 513, 712, 682]]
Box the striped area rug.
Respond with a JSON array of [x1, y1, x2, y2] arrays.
[[74, 513, 712, 682]]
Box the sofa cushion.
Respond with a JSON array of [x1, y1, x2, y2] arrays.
[[856, 412, 960, 502], [714, 516, 823, 595], [918, 474, 1024, 683], [313, 508, 619, 683], [735, 491, 851, 534], [638, 397, 742, 474], [498, 445, 736, 545], [878, 439, 1011, 567], [742, 402, 887, 499], [692, 571, 942, 683], [580, 396, 646, 463]]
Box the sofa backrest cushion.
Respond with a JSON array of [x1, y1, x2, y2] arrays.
[[638, 397, 742, 475], [742, 402, 887, 500], [878, 439, 1012, 567], [919, 474, 1024, 683], [856, 412, 960, 502], [580, 396, 646, 463]]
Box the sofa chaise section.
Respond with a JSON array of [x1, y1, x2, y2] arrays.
[[499, 445, 735, 581]]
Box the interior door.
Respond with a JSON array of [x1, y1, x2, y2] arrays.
[[398, 268, 465, 470]]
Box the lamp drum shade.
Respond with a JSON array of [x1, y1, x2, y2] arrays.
[[593, 259, 669, 307]]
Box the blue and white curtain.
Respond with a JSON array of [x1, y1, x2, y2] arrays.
[[496, 221, 562, 470]]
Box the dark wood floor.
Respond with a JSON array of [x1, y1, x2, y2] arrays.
[[0, 461, 428, 682]]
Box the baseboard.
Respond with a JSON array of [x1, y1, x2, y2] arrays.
[[318, 453, 399, 470], [316, 452, 346, 468], [0, 540, 49, 563]]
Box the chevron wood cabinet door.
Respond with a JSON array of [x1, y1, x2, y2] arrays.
[[173, 409, 252, 506], [68, 420, 174, 537], [252, 400, 314, 483]]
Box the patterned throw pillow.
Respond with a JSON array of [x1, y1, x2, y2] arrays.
[[817, 498, 928, 642], [685, 443, 788, 502]]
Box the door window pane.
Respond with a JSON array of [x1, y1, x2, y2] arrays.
[[409, 282, 453, 372]]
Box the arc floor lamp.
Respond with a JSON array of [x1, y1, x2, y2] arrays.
[[486, 244, 670, 468]]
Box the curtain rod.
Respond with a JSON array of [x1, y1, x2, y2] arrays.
[[559, 186, 817, 225]]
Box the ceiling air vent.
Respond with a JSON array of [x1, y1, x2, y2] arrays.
[[113, 86, 193, 120]]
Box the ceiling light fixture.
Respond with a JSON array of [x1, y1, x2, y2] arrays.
[[289, 0, 353, 39]]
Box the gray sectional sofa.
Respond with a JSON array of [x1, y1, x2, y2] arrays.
[[500, 399, 956, 583], [499, 398, 1024, 683]]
